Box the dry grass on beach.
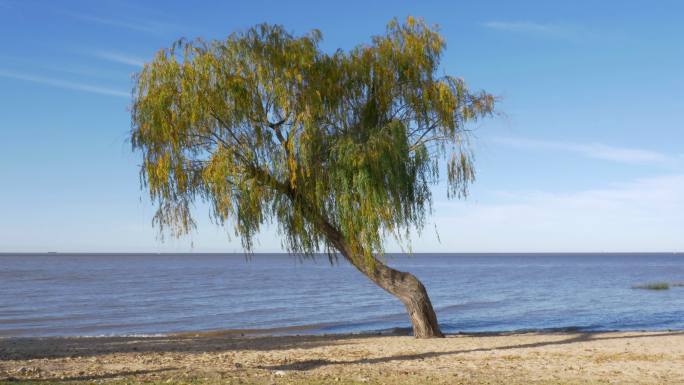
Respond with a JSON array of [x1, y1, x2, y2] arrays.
[[2, 330, 684, 384]]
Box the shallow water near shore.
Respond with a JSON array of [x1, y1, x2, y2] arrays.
[[1, 253, 683, 337]]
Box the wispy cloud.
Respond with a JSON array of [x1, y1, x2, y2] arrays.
[[482, 21, 591, 40], [95, 51, 145, 67], [483, 21, 557, 33], [417, 174, 684, 252], [65, 12, 175, 35], [0, 69, 128, 98], [491, 136, 672, 165], [0, 55, 133, 81]]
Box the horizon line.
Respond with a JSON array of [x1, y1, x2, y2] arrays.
[[1, 251, 681, 256]]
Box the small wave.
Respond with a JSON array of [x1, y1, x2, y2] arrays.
[[40, 333, 171, 339], [170, 322, 343, 337], [437, 299, 506, 313]]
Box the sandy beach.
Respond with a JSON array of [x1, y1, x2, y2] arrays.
[[1, 330, 683, 384]]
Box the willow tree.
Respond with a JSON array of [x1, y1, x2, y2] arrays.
[[131, 17, 494, 338]]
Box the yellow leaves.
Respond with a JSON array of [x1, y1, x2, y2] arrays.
[[155, 153, 171, 182], [437, 81, 451, 106], [287, 138, 298, 188]]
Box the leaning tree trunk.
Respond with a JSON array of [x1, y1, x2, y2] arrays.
[[349, 254, 444, 338], [319, 222, 444, 338], [281, 192, 444, 338], [255, 170, 444, 337]]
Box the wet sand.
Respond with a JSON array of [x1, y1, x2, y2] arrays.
[[1, 330, 684, 384]]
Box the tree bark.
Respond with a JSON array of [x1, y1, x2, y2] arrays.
[[349, 255, 444, 338], [319, 221, 444, 338]]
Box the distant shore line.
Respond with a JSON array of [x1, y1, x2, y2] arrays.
[[2, 251, 682, 257]]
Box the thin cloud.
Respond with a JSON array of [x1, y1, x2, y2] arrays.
[[491, 136, 671, 165], [0, 55, 132, 81], [0, 69, 128, 98], [483, 21, 558, 33], [65, 12, 175, 34], [482, 21, 591, 40], [95, 51, 145, 67], [421, 174, 684, 252]]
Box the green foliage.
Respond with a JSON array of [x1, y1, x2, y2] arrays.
[[131, 17, 494, 261], [632, 282, 670, 290]]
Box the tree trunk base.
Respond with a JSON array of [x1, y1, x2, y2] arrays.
[[398, 272, 444, 338], [318, 218, 444, 338], [353, 256, 444, 338]]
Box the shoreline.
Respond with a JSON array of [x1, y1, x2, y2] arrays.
[[2, 330, 684, 384], [3, 324, 683, 340]]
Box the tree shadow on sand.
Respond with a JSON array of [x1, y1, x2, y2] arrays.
[[0, 331, 380, 361], [259, 331, 684, 371], [2, 330, 682, 369]]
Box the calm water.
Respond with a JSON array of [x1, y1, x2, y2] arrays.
[[1, 253, 683, 337]]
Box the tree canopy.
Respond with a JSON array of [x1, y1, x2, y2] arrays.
[[131, 17, 494, 263]]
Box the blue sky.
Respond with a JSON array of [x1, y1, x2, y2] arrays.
[[1, 0, 682, 253]]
